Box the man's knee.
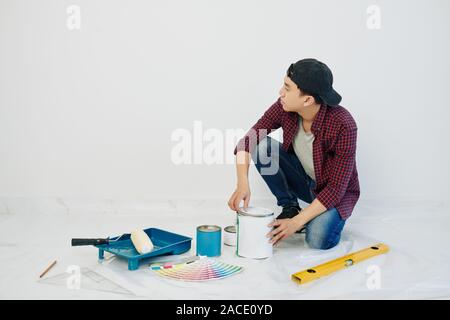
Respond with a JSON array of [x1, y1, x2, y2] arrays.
[[304, 208, 344, 250]]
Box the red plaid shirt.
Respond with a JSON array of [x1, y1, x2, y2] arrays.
[[234, 98, 360, 220]]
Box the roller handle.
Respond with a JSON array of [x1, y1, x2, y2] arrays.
[[71, 238, 110, 246]]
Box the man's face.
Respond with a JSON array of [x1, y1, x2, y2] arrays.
[[278, 76, 313, 112]]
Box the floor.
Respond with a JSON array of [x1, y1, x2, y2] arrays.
[[0, 197, 449, 299]]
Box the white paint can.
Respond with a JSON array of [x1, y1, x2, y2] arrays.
[[223, 225, 237, 246], [236, 206, 274, 259]]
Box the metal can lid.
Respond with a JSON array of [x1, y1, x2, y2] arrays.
[[237, 206, 274, 217], [197, 225, 221, 232], [224, 225, 236, 233]]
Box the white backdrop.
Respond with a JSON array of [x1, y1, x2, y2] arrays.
[[1, 0, 449, 205]]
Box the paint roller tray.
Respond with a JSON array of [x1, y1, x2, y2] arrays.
[[96, 228, 192, 270]]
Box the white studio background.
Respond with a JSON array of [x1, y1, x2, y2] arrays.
[[1, 0, 449, 206]]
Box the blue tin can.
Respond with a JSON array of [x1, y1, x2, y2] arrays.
[[196, 225, 221, 257]]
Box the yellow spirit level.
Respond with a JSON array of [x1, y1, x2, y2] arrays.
[[292, 243, 389, 285]]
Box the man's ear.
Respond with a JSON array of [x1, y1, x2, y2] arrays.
[[304, 95, 316, 107]]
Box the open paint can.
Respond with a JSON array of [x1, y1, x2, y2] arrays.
[[223, 225, 237, 246], [236, 207, 274, 259]]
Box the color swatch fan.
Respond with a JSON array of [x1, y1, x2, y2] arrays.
[[151, 258, 243, 281]]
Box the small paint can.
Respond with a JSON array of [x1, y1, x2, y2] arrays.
[[236, 206, 274, 259], [223, 225, 237, 247], [196, 225, 221, 257]]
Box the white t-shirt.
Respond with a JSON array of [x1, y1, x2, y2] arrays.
[[292, 116, 316, 181]]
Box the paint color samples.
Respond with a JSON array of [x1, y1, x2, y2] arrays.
[[151, 258, 243, 281]]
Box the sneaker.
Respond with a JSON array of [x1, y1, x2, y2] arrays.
[[276, 205, 301, 220], [275, 205, 305, 234], [297, 227, 306, 234]]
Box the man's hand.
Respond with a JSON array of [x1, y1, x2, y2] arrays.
[[267, 217, 305, 246], [228, 183, 251, 211]]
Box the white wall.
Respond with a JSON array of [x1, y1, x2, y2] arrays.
[[1, 0, 449, 204]]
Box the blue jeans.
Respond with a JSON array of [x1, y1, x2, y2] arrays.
[[251, 137, 345, 250]]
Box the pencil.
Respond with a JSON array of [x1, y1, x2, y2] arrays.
[[39, 260, 57, 278]]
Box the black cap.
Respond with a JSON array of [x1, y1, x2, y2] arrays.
[[287, 58, 342, 106]]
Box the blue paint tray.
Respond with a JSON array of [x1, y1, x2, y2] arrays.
[[96, 228, 192, 270]]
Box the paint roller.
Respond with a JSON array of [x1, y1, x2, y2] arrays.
[[71, 229, 154, 254], [130, 229, 154, 254]]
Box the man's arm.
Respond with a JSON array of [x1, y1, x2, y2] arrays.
[[228, 99, 284, 211], [236, 151, 251, 185], [292, 198, 327, 225], [228, 150, 251, 211], [315, 125, 357, 210], [234, 98, 283, 155], [268, 198, 328, 245]]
